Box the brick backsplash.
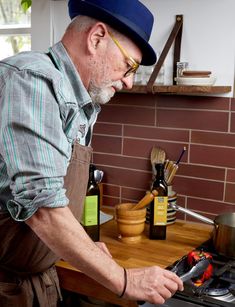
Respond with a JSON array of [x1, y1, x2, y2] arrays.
[[92, 94, 235, 221]]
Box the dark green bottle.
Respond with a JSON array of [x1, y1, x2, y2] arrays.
[[81, 164, 100, 241], [149, 163, 168, 240]]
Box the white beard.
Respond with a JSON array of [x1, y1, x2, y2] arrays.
[[88, 80, 123, 105]]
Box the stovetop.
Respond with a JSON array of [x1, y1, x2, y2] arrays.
[[167, 239, 235, 306]]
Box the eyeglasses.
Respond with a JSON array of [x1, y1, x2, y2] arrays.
[[108, 32, 140, 77]]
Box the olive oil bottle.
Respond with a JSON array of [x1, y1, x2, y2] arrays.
[[149, 163, 168, 240], [81, 164, 100, 241]]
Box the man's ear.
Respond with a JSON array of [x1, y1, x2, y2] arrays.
[[87, 22, 108, 54]]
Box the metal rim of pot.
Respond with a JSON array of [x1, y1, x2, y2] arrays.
[[169, 203, 235, 259]]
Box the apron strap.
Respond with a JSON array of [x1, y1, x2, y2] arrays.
[[30, 266, 62, 307]]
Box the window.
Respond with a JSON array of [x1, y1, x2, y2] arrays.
[[0, 0, 31, 60], [0, 0, 69, 59]]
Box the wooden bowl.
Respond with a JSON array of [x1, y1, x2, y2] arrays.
[[115, 203, 146, 243]]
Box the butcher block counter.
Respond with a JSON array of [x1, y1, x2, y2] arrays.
[[56, 217, 212, 306]]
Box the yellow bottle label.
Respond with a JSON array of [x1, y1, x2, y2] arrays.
[[81, 195, 98, 226], [153, 196, 168, 225]]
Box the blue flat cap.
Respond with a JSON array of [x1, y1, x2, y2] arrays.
[[68, 0, 156, 66]]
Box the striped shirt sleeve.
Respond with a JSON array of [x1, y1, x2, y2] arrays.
[[0, 66, 71, 221]]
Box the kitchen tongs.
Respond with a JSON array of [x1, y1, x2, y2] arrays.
[[138, 258, 210, 305], [171, 255, 210, 282], [179, 258, 210, 282]]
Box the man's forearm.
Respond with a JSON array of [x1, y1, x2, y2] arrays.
[[25, 206, 124, 295]]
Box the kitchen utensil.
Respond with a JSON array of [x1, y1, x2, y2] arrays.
[[169, 202, 235, 259], [151, 147, 166, 175], [164, 159, 170, 171], [138, 258, 211, 305], [164, 147, 186, 185], [180, 258, 210, 282], [94, 169, 104, 183], [176, 146, 187, 165], [187, 250, 213, 284], [166, 164, 178, 185], [115, 203, 146, 243], [131, 190, 158, 210], [164, 160, 173, 176]]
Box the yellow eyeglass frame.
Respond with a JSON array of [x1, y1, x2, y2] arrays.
[[108, 32, 140, 77]]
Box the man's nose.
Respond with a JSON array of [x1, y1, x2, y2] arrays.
[[121, 74, 134, 90]]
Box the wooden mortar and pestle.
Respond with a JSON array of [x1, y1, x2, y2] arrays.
[[115, 190, 158, 243]]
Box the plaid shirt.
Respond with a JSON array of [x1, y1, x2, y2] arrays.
[[0, 42, 100, 221]]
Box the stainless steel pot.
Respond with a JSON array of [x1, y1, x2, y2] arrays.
[[169, 203, 235, 259]]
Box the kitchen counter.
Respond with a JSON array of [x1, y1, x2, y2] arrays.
[[56, 218, 212, 306]]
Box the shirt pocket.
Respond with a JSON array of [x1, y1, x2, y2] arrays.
[[59, 102, 80, 143]]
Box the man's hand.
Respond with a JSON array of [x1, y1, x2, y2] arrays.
[[95, 242, 112, 258], [124, 266, 184, 305]]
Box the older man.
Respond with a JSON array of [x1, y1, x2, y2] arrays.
[[0, 0, 183, 306]]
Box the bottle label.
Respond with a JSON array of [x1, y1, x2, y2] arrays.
[[153, 196, 168, 225], [81, 195, 98, 226]]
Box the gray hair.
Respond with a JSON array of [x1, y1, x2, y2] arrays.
[[67, 15, 125, 40]]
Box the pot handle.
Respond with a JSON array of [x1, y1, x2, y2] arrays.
[[170, 203, 214, 225]]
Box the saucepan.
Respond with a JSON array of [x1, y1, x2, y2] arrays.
[[169, 203, 235, 259]]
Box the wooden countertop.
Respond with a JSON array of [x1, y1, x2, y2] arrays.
[[56, 218, 212, 306]]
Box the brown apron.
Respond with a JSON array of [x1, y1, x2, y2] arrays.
[[0, 142, 92, 306]]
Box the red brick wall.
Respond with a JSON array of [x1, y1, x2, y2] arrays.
[[92, 93, 235, 221]]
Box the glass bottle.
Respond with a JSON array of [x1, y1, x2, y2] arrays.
[[149, 163, 168, 240], [81, 164, 100, 241]]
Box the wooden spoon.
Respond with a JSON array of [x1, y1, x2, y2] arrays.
[[131, 190, 158, 210]]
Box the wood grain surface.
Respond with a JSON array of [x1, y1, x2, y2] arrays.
[[121, 85, 231, 95]]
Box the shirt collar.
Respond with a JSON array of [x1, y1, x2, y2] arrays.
[[48, 41, 97, 110]]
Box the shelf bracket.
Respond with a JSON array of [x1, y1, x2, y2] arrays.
[[146, 14, 183, 93]]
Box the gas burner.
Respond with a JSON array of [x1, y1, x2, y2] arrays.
[[204, 280, 231, 297], [201, 280, 231, 297], [206, 286, 230, 297]]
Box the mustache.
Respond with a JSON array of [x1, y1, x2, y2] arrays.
[[111, 81, 123, 92]]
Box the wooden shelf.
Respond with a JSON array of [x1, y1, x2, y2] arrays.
[[124, 15, 232, 97], [121, 84, 232, 95]]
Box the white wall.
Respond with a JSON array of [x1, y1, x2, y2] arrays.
[[50, 1, 70, 44], [31, 0, 51, 51], [32, 0, 235, 97], [142, 0, 235, 95], [31, 0, 69, 51]]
